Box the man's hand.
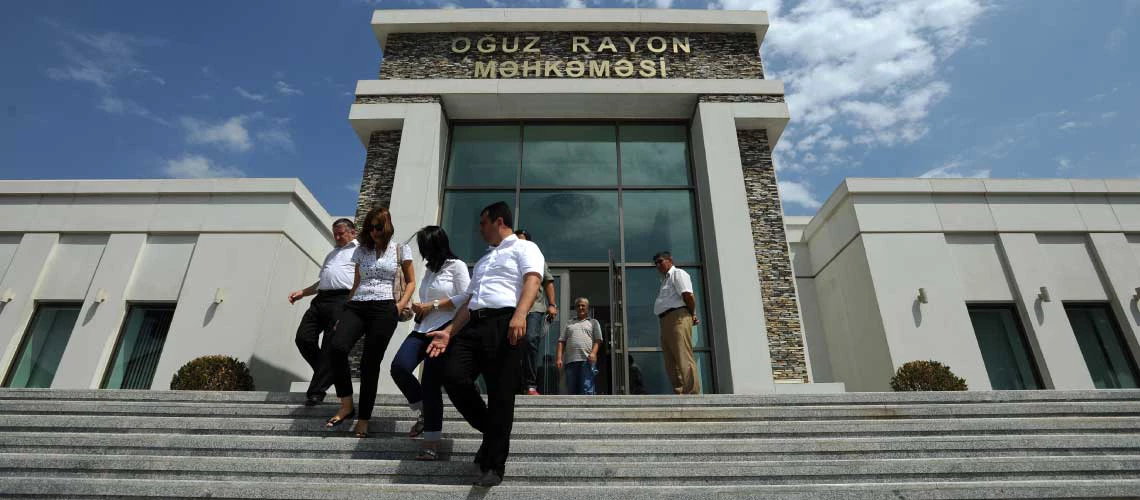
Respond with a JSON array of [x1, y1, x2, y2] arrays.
[[546, 304, 558, 321], [287, 290, 305, 305], [587, 353, 597, 365], [411, 302, 431, 317], [692, 315, 700, 326], [556, 358, 564, 370], [508, 312, 527, 346], [425, 330, 451, 358]]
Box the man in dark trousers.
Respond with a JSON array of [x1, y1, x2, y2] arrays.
[[288, 218, 358, 406], [426, 201, 545, 487]]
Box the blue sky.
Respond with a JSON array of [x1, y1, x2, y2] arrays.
[[1, 0, 1138, 217]]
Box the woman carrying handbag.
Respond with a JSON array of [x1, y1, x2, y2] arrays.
[[323, 206, 415, 438]]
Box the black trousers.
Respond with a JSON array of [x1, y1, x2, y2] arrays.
[[295, 290, 349, 398], [442, 308, 522, 476], [327, 300, 398, 421]]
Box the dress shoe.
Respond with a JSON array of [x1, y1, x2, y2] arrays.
[[473, 469, 502, 488], [304, 395, 324, 407], [526, 388, 540, 396]]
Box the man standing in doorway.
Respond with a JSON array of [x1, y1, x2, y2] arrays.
[[514, 229, 557, 395], [427, 201, 545, 488], [557, 297, 603, 395], [652, 251, 701, 395], [288, 218, 358, 406]]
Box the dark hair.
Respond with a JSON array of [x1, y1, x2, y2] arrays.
[[481, 201, 513, 229], [653, 251, 672, 263], [332, 218, 356, 231], [359, 206, 394, 251], [514, 229, 531, 241], [416, 225, 459, 273]]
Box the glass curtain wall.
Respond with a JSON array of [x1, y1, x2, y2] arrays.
[[441, 122, 713, 393], [1065, 304, 1140, 389], [966, 304, 1043, 390]]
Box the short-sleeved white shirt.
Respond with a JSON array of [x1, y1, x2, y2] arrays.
[[414, 259, 471, 333], [464, 234, 546, 310], [653, 265, 694, 316], [350, 240, 413, 302], [318, 240, 357, 291]]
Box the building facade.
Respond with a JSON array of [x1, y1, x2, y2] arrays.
[[1, 8, 1137, 396]]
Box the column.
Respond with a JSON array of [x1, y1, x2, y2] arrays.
[[0, 233, 59, 376]]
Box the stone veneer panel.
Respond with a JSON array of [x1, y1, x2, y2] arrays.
[[380, 32, 764, 80], [355, 95, 443, 104], [736, 129, 808, 382], [698, 94, 785, 103], [349, 129, 402, 377]]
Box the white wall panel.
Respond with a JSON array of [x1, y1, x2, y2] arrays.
[[37, 235, 108, 301], [126, 235, 197, 302], [1037, 234, 1108, 301], [946, 234, 1014, 302], [0, 235, 21, 284]]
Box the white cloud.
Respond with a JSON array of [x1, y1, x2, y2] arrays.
[[234, 86, 269, 102], [163, 155, 245, 179], [181, 115, 253, 152], [777, 180, 822, 209], [192, 94, 212, 101], [1102, 111, 1119, 119], [1056, 157, 1073, 174], [563, 0, 586, 8], [97, 96, 171, 126], [1059, 121, 1091, 130], [275, 80, 304, 96], [45, 26, 166, 90], [655, 0, 674, 8], [257, 118, 295, 151], [919, 161, 991, 179]]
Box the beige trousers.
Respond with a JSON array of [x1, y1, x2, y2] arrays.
[[659, 308, 701, 395]]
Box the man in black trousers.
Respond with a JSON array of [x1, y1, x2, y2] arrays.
[[288, 218, 358, 407], [426, 201, 545, 487]]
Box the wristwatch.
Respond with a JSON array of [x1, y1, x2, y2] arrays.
[[432, 299, 440, 311]]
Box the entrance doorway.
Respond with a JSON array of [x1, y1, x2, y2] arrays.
[[534, 268, 614, 395]]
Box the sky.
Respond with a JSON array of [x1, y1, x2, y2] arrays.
[[1, 0, 1138, 217]]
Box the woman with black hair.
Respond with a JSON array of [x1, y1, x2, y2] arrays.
[[323, 206, 415, 438], [390, 225, 470, 460]]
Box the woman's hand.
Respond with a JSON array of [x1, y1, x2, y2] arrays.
[[411, 302, 431, 317], [425, 330, 451, 358], [556, 358, 563, 370]]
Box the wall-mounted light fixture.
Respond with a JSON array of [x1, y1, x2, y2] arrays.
[[1038, 286, 1051, 303], [917, 288, 928, 304], [94, 289, 108, 304], [0, 289, 14, 303], [213, 288, 226, 304], [1133, 287, 1140, 301]]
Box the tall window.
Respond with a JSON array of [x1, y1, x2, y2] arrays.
[[442, 122, 713, 393], [967, 304, 1042, 390], [102, 305, 176, 389], [1065, 304, 1139, 389], [3, 303, 81, 388]]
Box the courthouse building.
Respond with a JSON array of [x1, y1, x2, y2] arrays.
[[1, 8, 1138, 395]]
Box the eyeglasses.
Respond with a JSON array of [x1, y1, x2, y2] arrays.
[[653, 259, 665, 265]]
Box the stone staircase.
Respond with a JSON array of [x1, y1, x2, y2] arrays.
[[1, 389, 1139, 499]]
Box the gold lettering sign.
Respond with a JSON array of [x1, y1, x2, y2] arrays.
[[450, 35, 690, 79]]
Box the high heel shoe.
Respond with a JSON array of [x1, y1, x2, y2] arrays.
[[325, 409, 355, 428], [353, 419, 369, 438]]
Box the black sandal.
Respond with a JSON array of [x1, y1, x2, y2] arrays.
[[408, 413, 425, 438], [353, 420, 369, 438], [325, 409, 355, 428], [415, 440, 441, 461]]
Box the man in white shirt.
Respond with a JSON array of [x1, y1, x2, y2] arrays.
[[288, 218, 358, 406], [652, 251, 701, 395], [426, 201, 545, 488]]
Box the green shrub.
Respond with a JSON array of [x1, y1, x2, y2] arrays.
[[170, 355, 255, 391], [890, 360, 967, 391]]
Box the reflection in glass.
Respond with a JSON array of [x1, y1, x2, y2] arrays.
[[522, 125, 617, 186], [1065, 305, 1139, 389], [441, 191, 513, 264], [630, 351, 713, 394], [620, 124, 690, 186], [447, 125, 520, 187], [518, 191, 618, 263], [625, 267, 706, 349], [967, 306, 1042, 390], [103, 306, 176, 390], [4, 304, 81, 388], [622, 191, 699, 264]]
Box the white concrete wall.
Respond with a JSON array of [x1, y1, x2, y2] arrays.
[[690, 102, 775, 394]]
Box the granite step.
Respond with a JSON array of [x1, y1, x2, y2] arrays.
[[3, 453, 1139, 486], [2, 432, 1138, 461], [2, 414, 1138, 438], [4, 399, 1138, 421], [2, 477, 1139, 499]]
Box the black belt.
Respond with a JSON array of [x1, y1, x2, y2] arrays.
[[316, 289, 350, 297], [471, 307, 515, 320], [658, 307, 687, 319]]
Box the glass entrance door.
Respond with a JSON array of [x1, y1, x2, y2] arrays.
[[541, 267, 615, 394]]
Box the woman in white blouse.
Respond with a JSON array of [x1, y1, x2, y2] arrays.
[[323, 207, 415, 438], [390, 225, 470, 460]]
